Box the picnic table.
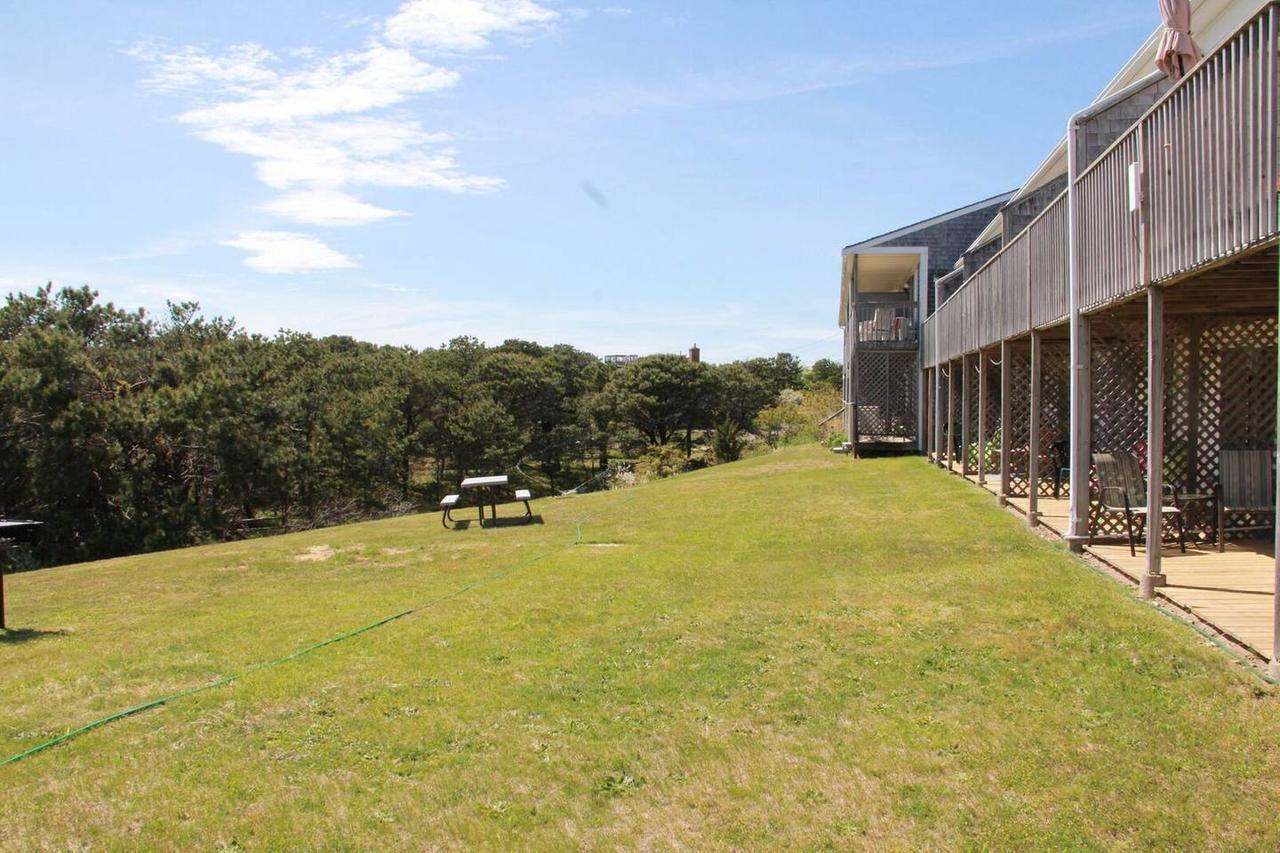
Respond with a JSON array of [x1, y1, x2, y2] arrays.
[[461, 475, 510, 524], [440, 476, 535, 529], [0, 520, 42, 631]]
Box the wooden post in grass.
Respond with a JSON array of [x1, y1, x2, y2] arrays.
[[999, 340, 1012, 506], [977, 349, 989, 486], [935, 364, 945, 469], [1028, 330, 1043, 526], [961, 354, 972, 476], [1141, 286, 1167, 598], [945, 363, 955, 471], [1272, 204, 1279, 679]]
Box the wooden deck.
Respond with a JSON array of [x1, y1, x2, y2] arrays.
[[937, 457, 1276, 662]]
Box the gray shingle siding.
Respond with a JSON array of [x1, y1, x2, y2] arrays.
[[875, 200, 1005, 315], [1003, 174, 1069, 242]]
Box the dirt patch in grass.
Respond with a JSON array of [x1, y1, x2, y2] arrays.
[[294, 545, 334, 562]]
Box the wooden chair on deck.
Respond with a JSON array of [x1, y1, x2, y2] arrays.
[[1092, 452, 1185, 557], [1215, 449, 1275, 552]]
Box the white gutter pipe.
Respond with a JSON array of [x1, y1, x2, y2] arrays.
[[1066, 70, 1165, 549]]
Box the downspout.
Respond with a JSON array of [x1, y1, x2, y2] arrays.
[[1066, 70, 1165, 549]]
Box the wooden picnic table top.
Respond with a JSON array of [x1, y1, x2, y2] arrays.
[[460, 475, 509, 489], [0, 520, 42, 532]]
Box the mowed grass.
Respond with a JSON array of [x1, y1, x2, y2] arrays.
[[3, 446, 1280, 849]]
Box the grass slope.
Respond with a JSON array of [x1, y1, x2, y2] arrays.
[[2, 446, 1280, 848]]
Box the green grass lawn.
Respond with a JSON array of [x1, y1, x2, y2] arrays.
[[3, 445, 1280, 848]]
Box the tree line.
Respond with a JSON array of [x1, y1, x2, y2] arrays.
[[0, 285, 842, 566]]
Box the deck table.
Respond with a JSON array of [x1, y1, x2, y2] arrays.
[[460, 475, 510, 525]]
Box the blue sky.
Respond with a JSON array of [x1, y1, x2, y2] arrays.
[[1, 0, 1159, 362]]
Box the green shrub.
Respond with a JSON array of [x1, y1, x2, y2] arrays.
[[633, 444, 688, 481]]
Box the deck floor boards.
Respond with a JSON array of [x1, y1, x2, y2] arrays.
[[934, 456, 1276, 662]]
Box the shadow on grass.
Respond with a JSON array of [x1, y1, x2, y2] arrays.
[[0, 627, 68, 645], [481, 515, 545, 529]]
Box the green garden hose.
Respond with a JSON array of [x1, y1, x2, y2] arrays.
[[0, 501, 612, 768]]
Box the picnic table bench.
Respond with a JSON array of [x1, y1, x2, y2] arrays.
[[440, 475, 534, 528]]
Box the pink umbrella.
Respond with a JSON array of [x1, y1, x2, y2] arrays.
[[1155, 0, 1203, 81]]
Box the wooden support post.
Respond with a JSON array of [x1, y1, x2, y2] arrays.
[[945, 363, 956, 471], [1067, 317, 1092, 550], [1028, 331, 1043, 527], [926, 366, 935, 463], [935, 364, 945, 468], [999, 341, 1012, 506], [1273, 233, 1280, 678], [977, 349, 989, 486], [926, 366, 936, 458], [932, 367, 941, 463], [961, 354, 972, 476], [1142, 287, 1167, 597]]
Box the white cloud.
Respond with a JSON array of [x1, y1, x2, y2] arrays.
[[129, 0, 556, 244], [220, 231, 357, 274], [384, 0, 558, 52], [259, 190, 406, 227]]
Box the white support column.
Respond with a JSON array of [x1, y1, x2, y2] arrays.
[[977, 349, 989, 486], [1141, 285, 1167, 598], [999, 341, 1012, 506], [1066, 116, 1090, 551], [961, 354, 972, 476], [1067, 318, 1093, 548], [1028, 331, 1043, 527]]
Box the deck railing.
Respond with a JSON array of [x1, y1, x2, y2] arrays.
[[1029, 192, 1069, 328], [853, 301, 918, 347], [921, 2, 1279, 369], [1076, 131, 1143, 310], [1146, 6, 1279, 281]]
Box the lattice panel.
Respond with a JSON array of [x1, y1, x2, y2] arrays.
[[980, 352, 1003, 476], [1163, 320, 1195, 495], [1036, 342, 1071, 498], [1090, 319, 1148, 536], [1091, 319, 1148, 456], [1005, 344, 1032, 497], [940, 362, 960, 463], [1192, 317, 1277, 540], [964, 356, 982, 470], [856, 350, 919, 440]]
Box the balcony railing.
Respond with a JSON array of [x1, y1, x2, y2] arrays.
[[854, 302, 918, 347], [922, 3, 1279, 368]]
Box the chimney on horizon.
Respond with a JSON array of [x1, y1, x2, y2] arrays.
[[688, 343, 701, 364]]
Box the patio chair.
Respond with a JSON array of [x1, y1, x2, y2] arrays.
[[868, 307, 894, 341], [1092, 452, 1185, 557], [1214, 449, 1275, 552], [1050, 438, 1070, 498]]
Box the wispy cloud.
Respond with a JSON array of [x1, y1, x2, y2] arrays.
[[384, 0, 558, 52], [584, 14, 1151, 114], [219, 231, 357, 274], [128, 0, 560, 267], [258, 190, 406, 227]]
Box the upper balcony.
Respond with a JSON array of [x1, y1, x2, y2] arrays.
[[854, 301, 918, 349]]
